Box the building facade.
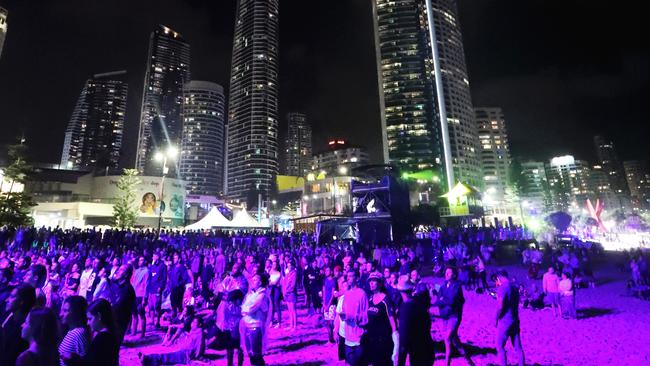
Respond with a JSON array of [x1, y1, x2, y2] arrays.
[[594, 135, 629, 196], [519, 161, 550, 213], [476, 107, 510, 203], [136, 25, 191, 176], [179, 81, 226, 197], [283, 113, 312, 177], [26, 169, 186, 228], [302, 176, 354, 216], [0, 7, 7, 60], [372, 0, 481, 190], [311, 140, 370, 176], [226, 0, 280, 202], [546, 155, 591, 211], [624, 160, 650, 209], [428, 0, 482, 189], [372, 0, 443, 177], [60, 71, 128, 171], [588, 164, 621, 211]]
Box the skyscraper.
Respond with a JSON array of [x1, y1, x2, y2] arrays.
[[60, 71, 128, 171], [427, 0, 482, 189], [180, 81, 226, 197], [546, 155, 591, 211], [0, 7, 7, 60], [623, 160, 650, 209], [476, 107, 510, 202], [589, 164, 619, 210], [226, 0, 280, 202], [373, 0, 482, 190], [593, 135, 629, 196], [372, 0, 444, 178], [520, 161, 551, 210], [136, 25, 190, 176], [283, 113, 312, 177]]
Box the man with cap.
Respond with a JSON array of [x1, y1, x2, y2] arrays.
[[396, 275, 433, 366], [360, 271, 397, 366], [495, 270, 525, 366], [434, 267, 471, 366]]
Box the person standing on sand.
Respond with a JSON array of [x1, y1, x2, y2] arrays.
[[339, 269, 368, 366], [542, 267, 560, 316], [494, 270, 525, 366], [434, 267, 472, 366], [396, 275, 433, 366], [241, 273, 271, 366], [558, 272, 576, 319]]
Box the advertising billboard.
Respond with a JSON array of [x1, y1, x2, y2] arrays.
[[92, 176, 185, 220]]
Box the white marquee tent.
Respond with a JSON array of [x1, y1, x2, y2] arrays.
[[184, 207, 270, 230], [184, 207, 232, 230], [231, 209, 268, 228]]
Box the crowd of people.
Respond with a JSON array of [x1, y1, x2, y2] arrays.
[[0, 223, 626, 366]]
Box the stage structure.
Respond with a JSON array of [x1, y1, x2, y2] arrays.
[[350, 167, 410, 245], [439, 182, 484, 225]]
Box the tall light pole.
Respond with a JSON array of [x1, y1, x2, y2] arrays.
[[154, 146, 178, 237]]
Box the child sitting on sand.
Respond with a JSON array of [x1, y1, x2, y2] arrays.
[[522, 284, 545, 310]]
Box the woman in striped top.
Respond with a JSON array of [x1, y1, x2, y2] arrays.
[[59, 296, 91, 366]]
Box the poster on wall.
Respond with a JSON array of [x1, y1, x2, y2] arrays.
[[93, 176, 185, 220], [135, 177, 185, 219]]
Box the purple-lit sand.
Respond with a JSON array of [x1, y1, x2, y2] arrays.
[[120, 263, 650, 365]]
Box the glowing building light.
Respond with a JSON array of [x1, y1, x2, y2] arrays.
[[550, 155, 576, 167]]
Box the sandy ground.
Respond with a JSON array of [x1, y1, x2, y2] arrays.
[[120, 260, 650, 365]]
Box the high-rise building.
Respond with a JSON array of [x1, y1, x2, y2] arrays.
[[136, 25, 190, 176], [226, 0, 280, 202], [624, 160, 650, 209], [179, 81, 226, 197], [283, 113, 312, 177], [60, 71, 128, 171], [476, 107, 510, 202], [589, 164, 620, 210], [372, 0, 443, 177], [546, 155, 591, 211], [520, 161, 551, 211], [0, 7, 7, 60], [311, 140, 370, 176], [372, 0, 481, 190], [594, 135, 629, 196], [428, 0, 481, 189]]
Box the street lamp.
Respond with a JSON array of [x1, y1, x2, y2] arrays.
[[155, 146, 178, 237]]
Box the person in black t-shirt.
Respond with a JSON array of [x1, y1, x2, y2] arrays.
[[1, 284, 36, 366], [16, 307, 60, 366], [63, 298, 119, 366], [110, 264, 135, 346], [361, 271, 397, 366], [495, 270, 525, 366], [434, 267, 471, 366], [396, 275, 433, 366]]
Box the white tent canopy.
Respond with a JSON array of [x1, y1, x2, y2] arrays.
[[184, 207, 232, 230], [231, 209, 268, 228], [184, 207, 270, 230]]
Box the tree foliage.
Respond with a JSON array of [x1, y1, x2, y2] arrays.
[[0, 193, 36, 226], [0, 141, 36, 226], [507, 160, 527, 198], [112, 169, 141, 228]]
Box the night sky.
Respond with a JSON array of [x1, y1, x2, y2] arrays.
[[0, 0, 648, 167]]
